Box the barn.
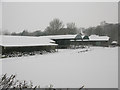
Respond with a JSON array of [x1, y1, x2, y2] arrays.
[[42, 34, 110, 48], [0, 35, 58, 57], [0, 34, 110, 57]]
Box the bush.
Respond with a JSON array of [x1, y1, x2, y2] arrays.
[[0, 74, 37, 90], [0, 74, 84, 90]]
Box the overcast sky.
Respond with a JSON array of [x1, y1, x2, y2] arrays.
[[0, 2, 2, 29], [2, 2, 118, 33]]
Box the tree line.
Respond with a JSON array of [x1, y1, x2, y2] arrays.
[[6, 18, 78, 36], [83, 21, 119, 44], [2, 19, 120, 44]]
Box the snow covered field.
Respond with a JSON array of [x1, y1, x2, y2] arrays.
[[1, 47, 118, 88]]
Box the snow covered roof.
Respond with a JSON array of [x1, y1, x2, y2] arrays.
[[71, 35, 110, 41], [41, 35, 77, 40], [89, 35, 110, 41], [0, 35, 57, 47], [111, 41, 118, 44], [0, 35, 110, 47], [41, 34, 109, 41]]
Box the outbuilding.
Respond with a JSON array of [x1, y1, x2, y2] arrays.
[[0, 35, 58, 56], [71, 35, 110, 47]]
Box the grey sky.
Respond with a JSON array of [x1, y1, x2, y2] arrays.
[[0, 2, 2, 29], [2, 2, 118, 33]]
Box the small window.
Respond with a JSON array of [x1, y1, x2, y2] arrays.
[[75, 34, 82, 40], [83, 36, 89, 39]]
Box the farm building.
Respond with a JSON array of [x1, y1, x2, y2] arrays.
[[42, 34, 110, 48], [0, 35, 58, 56], [0, 34, 110, 57], [42, 35, 77, 48], [71, 35, 110, 47]]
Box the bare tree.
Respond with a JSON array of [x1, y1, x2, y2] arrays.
[[49, 18, 64, 31], [45, 18, 64, 35], [66, 22, 76, 30], [66, 22, 77, 34]]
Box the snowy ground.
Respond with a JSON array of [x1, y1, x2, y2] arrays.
[[0, 47, 118, 88]]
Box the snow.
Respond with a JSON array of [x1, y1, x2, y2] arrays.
[[112, 41, 118, 44], [1, 47, 118, 88], [41, 35, 77, 40], [0, 35, 57, 47], [89, 35, 109, 41]]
